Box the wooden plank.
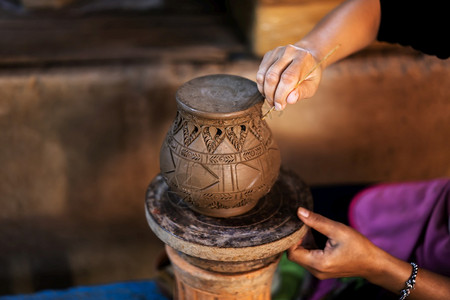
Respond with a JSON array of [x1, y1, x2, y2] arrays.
[[228, 0, 403, 57], [21, 0, 77, 9], [259, 0, 340, 5], [255, 0, 344, 56], [229, 0, 344, 57], [0, 14, 244, 65]]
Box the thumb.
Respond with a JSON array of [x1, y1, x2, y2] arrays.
[[287, 241, 325, 269], [286, 88, 300, 105]]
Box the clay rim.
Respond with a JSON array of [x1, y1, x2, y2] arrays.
[[175, 74, 265, 119]]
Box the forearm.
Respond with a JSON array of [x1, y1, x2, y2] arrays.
[[295, 0, 381, 67], [367, 248, 450, 300]]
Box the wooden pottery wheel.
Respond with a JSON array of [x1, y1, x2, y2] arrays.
[[146, 169, 312, 299]]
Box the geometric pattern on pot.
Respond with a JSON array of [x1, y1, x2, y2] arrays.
[[179, 115, 262, 154]]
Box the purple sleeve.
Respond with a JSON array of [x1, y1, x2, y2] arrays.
[[349, 178, 450, 277]]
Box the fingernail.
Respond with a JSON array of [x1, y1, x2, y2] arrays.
[[298, 208, 310, 218], [274, 102, 283, 111], [286, 91, 298, 104]]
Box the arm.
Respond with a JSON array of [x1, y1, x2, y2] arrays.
[[256, 0, 381, 111], [289, 208, 450, 300]]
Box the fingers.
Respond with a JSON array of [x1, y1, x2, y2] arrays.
[[271, 59, 302, 110], [288, 229, 324, 267], [288, 234, 343, 280], [297, 208, 343, 239], [262, 49, 298, 109], [288, 208, 379, 280], [256, 45, 316, 110], [256, 49, 277, 96], [287, 242, 326, 273]]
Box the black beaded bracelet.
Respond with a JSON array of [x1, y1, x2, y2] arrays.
[[399, 262, 418, 300]]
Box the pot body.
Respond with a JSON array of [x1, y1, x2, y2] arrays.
[[159, 74, 280, 217]]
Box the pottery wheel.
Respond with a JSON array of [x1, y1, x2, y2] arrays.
[[146, 168, 313, 262]]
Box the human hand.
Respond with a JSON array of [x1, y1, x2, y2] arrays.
[[288, 208, 382, 280], [256, 44, 322, 111]]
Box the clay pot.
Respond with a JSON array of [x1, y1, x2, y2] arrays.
[[159, 74, 281, 218]]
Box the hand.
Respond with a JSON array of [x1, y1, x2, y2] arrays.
[[288, 208, 381, 280], [256, 44, 322, 111]]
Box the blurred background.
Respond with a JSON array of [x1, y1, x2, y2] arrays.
[[0, 0, 449, 296]]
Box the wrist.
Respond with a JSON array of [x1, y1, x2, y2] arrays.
[[363, 248, 414, 294], [399, 262, 418, 300], [293, 39, 336, 70], [359, 243, 389, 281], [293, 40, 320, 62]]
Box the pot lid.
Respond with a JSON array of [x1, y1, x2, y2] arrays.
[[176, 74, 264, 117]]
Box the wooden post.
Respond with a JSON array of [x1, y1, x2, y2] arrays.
[[166, 246, 280, 300]]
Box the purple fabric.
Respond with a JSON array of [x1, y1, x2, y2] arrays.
[[349, 178, 450, 277], [307, 279, 340, 300], [306, 178, 450, 300]]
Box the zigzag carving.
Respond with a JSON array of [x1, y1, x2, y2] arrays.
[[202, 126, 226, 154], [183, 122, 200, 146], [225, 125, 248, 151], [171, 112, 184, 135]]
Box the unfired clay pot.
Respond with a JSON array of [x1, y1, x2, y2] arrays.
[[159, 74, 281, 218]]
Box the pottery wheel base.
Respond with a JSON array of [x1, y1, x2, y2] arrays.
[[167, 245, 279, 300], [146, 169, 312, 262]]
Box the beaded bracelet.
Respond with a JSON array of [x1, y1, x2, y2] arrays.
[[399, 262, 418, 300]]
